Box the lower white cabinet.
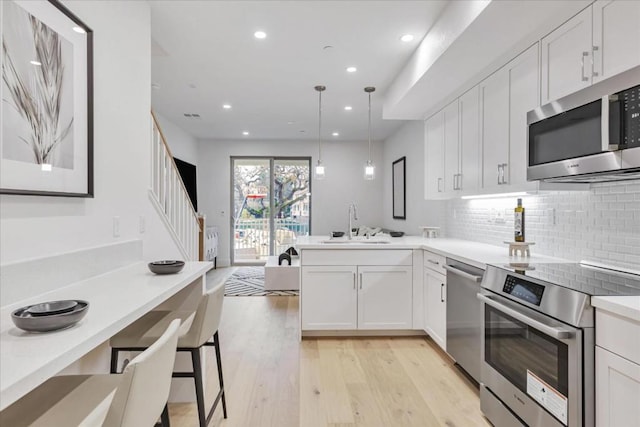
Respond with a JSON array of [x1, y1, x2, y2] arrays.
[[301, 265, 413, 331], [596, 346, 640, 427], [423, 268, 446, 351]]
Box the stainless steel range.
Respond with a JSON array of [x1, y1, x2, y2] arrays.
[[478, 261, 640, 427]]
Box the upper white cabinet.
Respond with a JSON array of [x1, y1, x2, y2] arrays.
[[458, 86, 480, 194], [592, 0, 640, 83], [541, 0, 640, 104], [541, 6, 593, 104], [443, 100, 460, 194], [480, 66, 510, 191], [424, 112, 445, 199], [507, 44, 540, 188]]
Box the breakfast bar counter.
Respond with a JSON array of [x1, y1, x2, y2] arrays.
[[0, 261, 212, 411]]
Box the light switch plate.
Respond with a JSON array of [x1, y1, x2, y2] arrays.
[[113, 216, 120, 237]]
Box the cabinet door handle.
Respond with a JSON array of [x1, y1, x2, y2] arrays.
[[497, 164, 501, 185], [592, 46, 599, 78], [501, 163, 508, 185], [581, 51, 590, 82], [441, 283, 445, 303], [359, 273, 363, 290], [457, 174, 462, 190], [353, 272, 356, 290], [437, 178, 443, 192], [427, 259, 440, 265]]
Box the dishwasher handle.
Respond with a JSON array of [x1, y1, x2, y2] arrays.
[[444, 264, 483, 282], [477, 293, 574, 340]]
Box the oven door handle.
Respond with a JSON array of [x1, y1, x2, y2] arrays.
[[477, 293, 574, 340], [444, 265, 483, 282]]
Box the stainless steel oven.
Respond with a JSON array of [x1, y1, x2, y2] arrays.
[[478, 264, 596, 427]]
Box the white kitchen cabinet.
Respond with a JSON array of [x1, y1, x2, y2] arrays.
[[596, 346, 640, 427], [480, 44, 539, 192], [541, 6, 593, 104], [300, 251, 414, 331], [423, 268, 446, 351], [458, 86, 480, 194], [480, 66, 510, 191], [443, 100, 460, 194], [507, 44, 540, 188], [358, 266, 413, 330], [592, 0, 640, 83], [425, 111, 445, 199], [301, 266, 357, 330], [541, 1, 640, 103]]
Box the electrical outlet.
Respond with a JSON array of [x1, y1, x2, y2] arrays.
[[113, 216, 120, 237], [220, 210, 225, 218], [489, 208, 496, 223], [453, 209, 458, 219], [139, 216, 145, 233], [495, 209, 506, 224], [547, 208, 556, 226]]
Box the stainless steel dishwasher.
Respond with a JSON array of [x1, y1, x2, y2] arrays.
[[444, 258, 484, 383]]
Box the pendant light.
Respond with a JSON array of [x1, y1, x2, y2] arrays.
[[314, 85, 326, 180], [364, 86, 376, 180]]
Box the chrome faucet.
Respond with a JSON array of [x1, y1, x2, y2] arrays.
[[348, 203, 358, 240]]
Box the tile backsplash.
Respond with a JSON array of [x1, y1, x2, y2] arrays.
[[444, 181, 640, 269]]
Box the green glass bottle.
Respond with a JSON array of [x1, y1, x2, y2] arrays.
[[514, 198, 525, 242]]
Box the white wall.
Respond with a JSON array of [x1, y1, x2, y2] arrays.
[[154, 112, 199, 167], [197, 138, 384, 266], [0, 1, 181, 264], [382, 121, 446, 235]]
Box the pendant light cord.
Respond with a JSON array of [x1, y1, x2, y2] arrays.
[[368, 91, 371, 161], [318, 89, 322, 161]]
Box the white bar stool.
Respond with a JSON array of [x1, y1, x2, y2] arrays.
[[0, 319, 181, 427], [109, 282, 227, 427]]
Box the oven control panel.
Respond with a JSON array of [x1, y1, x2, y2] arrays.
[[503, 275, 545, 306]]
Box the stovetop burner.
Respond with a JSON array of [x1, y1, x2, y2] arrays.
[[494, 262, 640, 296]]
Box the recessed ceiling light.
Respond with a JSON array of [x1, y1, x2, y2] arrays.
[[332, 132, 339, 136], [287, 121, 295, 125], [30, 60, 41, 66], [242, 131, 250, 136], [344, 106, 353, 111], [72, 26, 86, 34], [223, 104, 232, 109], [254, 31, 267, 39], [151, 83, 160, 89], [346, 66, 357, 73], [400, 34, 414, 42]]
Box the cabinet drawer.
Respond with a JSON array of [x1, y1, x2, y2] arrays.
[[596, 310, 640, 365], [423, 250, 446, 275], [301, 250, 412, 266]]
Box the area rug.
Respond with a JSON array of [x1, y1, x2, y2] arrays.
[[224, 266, 299, 296]]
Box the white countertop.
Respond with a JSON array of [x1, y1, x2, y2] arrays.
[[0, 261, 212, 411], [591, 296, 640, 322], [295, 236, 569, 269]]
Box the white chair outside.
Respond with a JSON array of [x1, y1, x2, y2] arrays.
[[109, 281, 227, 427], [0, 319, 181, 427]]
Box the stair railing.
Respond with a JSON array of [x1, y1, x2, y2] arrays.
[[149, 111, 200, 260]]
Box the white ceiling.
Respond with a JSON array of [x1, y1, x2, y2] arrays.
[[149, 0, 448, 142]]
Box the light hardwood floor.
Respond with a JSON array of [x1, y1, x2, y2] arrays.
[[170, 268, 490, 427]]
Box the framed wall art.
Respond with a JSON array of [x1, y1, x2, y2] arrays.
[[392, 156, 406, 220], [1, 0, 93, 197]]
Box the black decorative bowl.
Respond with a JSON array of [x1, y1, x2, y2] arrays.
[[148, 260, 185, 274], [331, 231, 345, 238], [389, 231, 405, 237], [26, 300, 78, 316], [12, 300, 89, 333]]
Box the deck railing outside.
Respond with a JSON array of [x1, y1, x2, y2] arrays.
[[234, 218, 308, 261]]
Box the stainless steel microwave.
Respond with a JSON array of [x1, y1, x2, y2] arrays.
[[527, 65, 640, 183]]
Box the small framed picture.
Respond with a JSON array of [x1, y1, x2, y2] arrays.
[[1, 0, 93, 197]]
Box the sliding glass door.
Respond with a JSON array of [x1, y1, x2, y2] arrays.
[[231, 157, 311, 264]]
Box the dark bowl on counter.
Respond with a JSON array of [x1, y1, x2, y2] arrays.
[[12, 300, 89, 333], [331, 231, 345, 238], [389, 231, 404, 237], [148, 260, 185, 275]]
